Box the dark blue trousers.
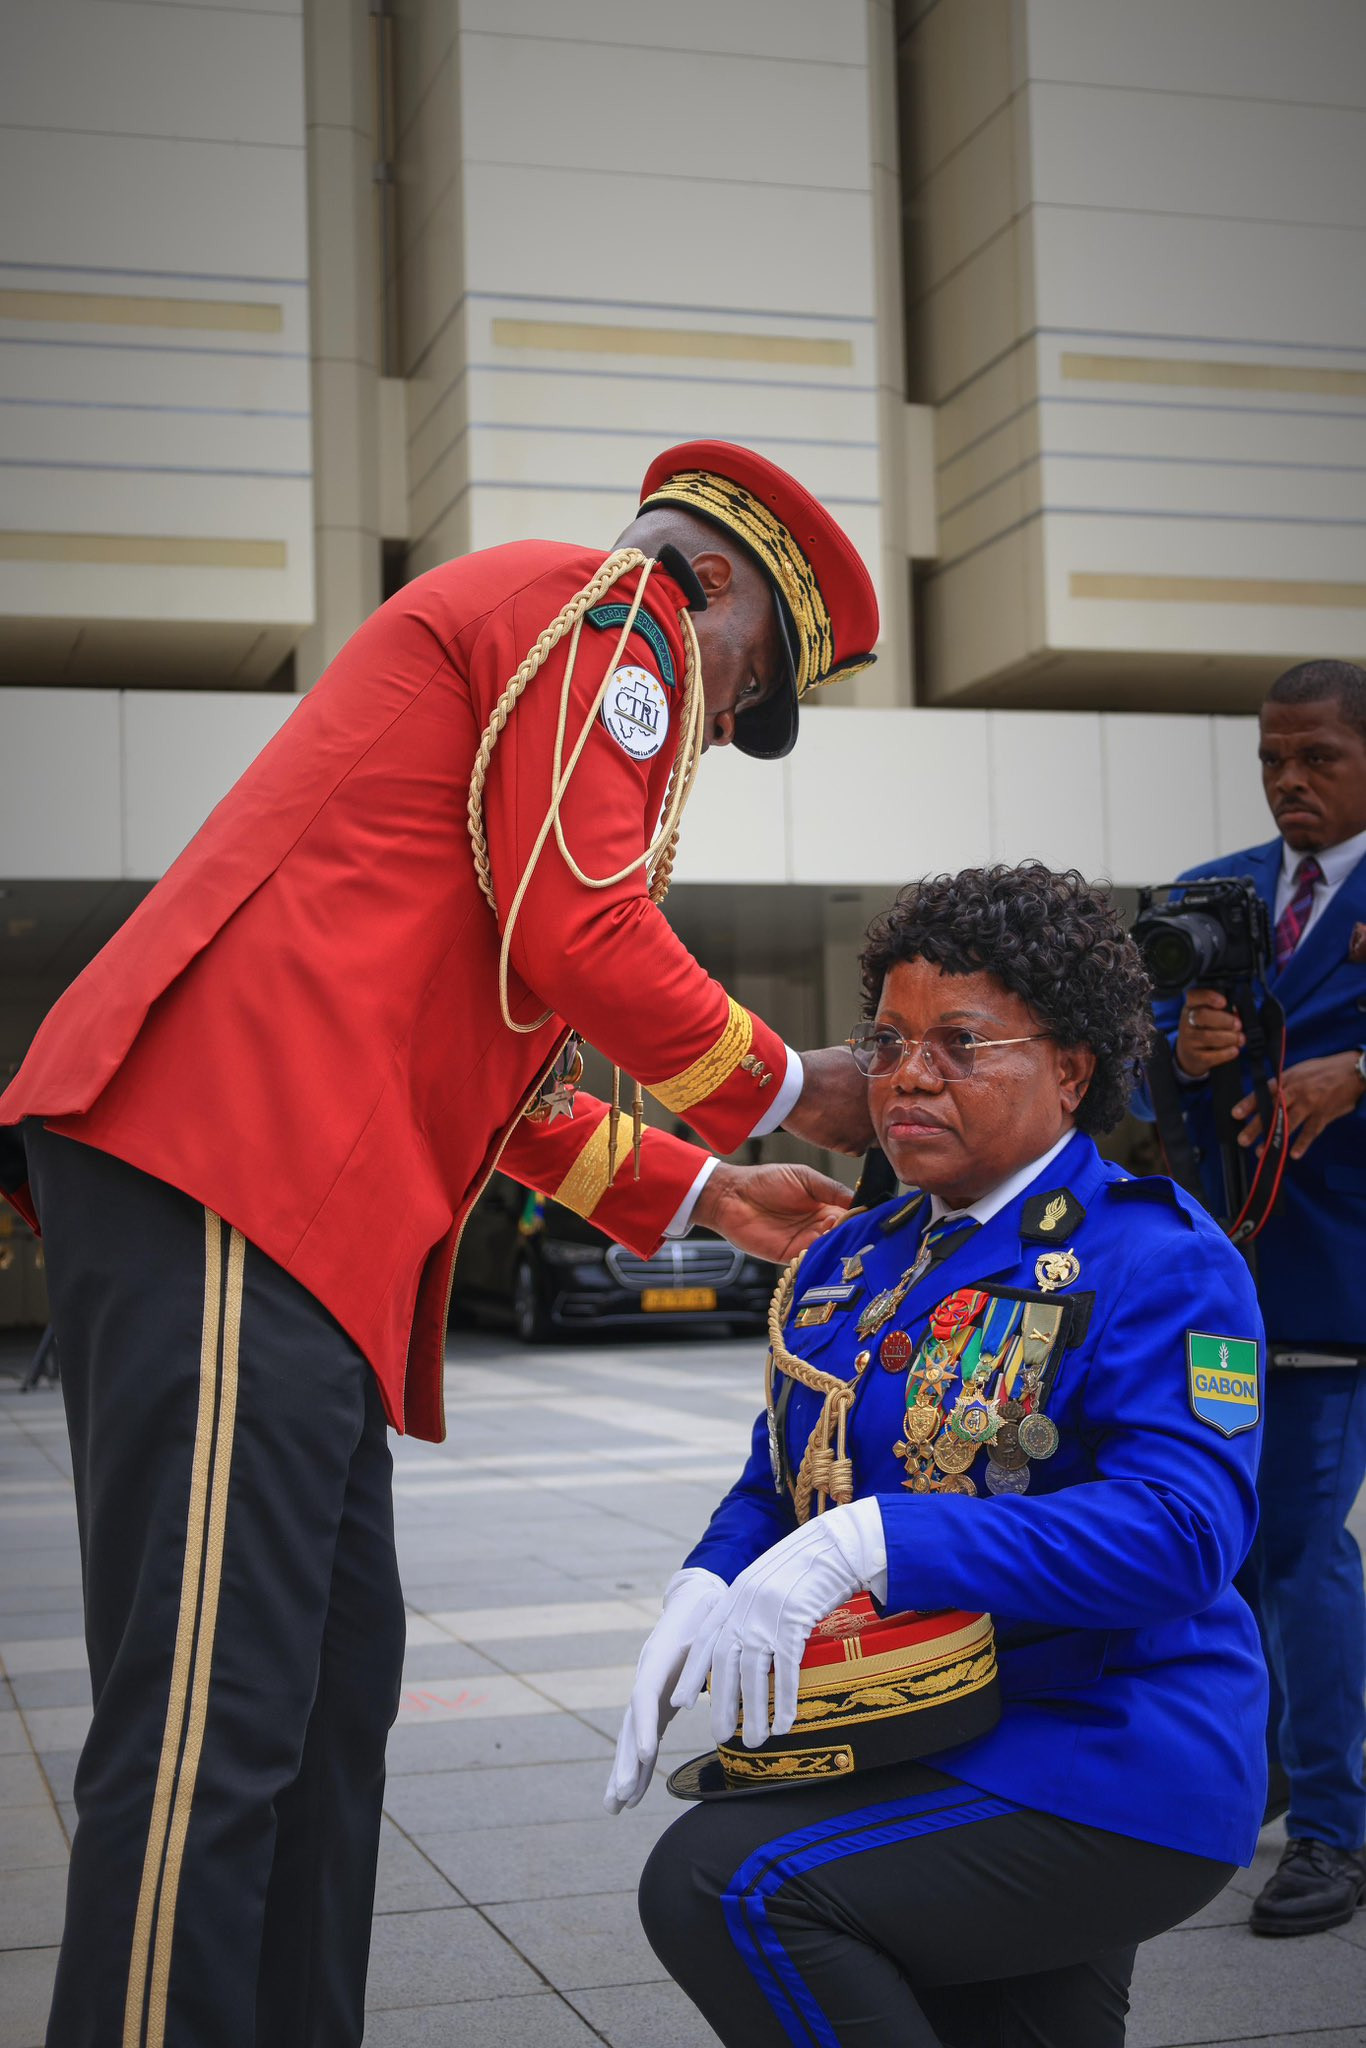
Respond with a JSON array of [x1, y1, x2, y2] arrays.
[[24, 1125, 407, 2048], [1250, 1365, 1366, 1851]]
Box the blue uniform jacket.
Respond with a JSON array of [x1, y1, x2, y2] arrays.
[[1135, 840, 1366, 1347], [684, 1131, 1268, 1867]]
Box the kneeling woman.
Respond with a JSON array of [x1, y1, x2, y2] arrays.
[[608, 865, 1266, 2048]]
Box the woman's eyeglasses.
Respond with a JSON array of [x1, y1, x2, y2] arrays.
[[846, 1025, 1050, 1082]]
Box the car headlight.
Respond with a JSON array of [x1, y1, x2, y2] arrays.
[[539, 1242, 607, 1268]]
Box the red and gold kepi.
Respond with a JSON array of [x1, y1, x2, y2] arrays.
[[637, 439, 880, 760], [667, 1597, 1000, 1801]]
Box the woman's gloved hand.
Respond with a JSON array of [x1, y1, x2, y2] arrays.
[[603, 1567, 729, 1813], [674, 1499, 888, 1750]]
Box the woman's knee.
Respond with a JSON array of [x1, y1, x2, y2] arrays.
[[638, 1813, 730, 1975]]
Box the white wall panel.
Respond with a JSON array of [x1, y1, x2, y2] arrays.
[[1100, 714, 1218, 882], [671, 748, 790, 886], [0, 691, 122, 879], [458, 0, 867, 65], [121, 693, 297, 876], [1213, 718, 1277, 856], [986, 711, 1106, 875], [1024, 0, 1366, 108], [789, 709, 993, 883]]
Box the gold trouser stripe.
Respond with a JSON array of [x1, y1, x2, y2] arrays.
[[553, 1114, 626, 1219], [651, 998, 754, 1115], [121, 1214, 245, 2048]]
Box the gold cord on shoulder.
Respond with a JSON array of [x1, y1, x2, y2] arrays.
[[767, 1256, 857, 1524]]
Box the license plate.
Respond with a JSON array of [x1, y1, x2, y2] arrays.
[[641, 1286, 717, 1312]]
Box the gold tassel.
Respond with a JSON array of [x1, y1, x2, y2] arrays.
[[608, 1066, 621, 1183], [632, 1080, 644, 1181]]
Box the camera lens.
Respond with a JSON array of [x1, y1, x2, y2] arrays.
[[1138, 910, 1226, 995]]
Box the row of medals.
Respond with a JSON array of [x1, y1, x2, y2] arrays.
[[856, 1297, 1060, 1498]]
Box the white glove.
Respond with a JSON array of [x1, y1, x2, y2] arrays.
[[603, 1567, 728, 1814], [675, 1499, 888, 1751]]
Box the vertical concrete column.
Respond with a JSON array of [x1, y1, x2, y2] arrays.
[[862, 0, 913, 707], [297, 0, 383, 689]]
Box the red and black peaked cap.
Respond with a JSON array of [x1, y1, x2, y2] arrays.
[[638, 439, 880, 760]]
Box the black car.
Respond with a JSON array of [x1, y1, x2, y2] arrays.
[[451, 1172, 778, 1342]]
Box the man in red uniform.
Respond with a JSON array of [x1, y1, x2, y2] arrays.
[[0, 441, 880, 2047]]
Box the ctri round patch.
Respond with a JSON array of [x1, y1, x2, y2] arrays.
[[601, 666, 670, 761]]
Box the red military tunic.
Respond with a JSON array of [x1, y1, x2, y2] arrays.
[[0, 542, 789, 1440]]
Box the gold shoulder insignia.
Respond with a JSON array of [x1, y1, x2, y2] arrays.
[[1039, 1193, 1068, 1235]]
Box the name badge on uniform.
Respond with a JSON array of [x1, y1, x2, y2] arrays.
[[1186, 1332, 1260, 1436]]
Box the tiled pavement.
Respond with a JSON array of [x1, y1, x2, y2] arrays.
[[1, 1328, 1364, 2047]]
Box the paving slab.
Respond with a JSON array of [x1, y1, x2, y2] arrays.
[[363, 1992, 603, 2046], [1127, 1921, 1366, 2046], [0, 1805, 68, 1874], [0, 1944, 56, 2048], [364, 1906, 543, 2010], [385, 1757, 624, 1834], [484, 1889, 669, 1991], [419, 1812, 675, 1906], [0, 1864, 69, 1951], [384, 1712, 610, 1778], [373, 1819, 464, 1915], [568, 1979, 723, 2048]]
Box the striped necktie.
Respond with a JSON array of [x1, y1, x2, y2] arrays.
[[1274, 854, 1323, 972]]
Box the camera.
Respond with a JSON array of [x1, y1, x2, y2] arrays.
[[1132, 876, 1272, 997]]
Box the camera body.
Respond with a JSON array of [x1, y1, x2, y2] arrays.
[[1132, 875, 1272, 997]]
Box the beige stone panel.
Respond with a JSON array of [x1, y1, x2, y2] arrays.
[[490, 320, 856, 369], [4, 466, 309, 551], [396, 40, 460, 255], [905, 404, 939, 560], [1056, 352, 1366, 402], [904, 0, 1019, 181], [307, 123, 377, 370], [1041, 451, 1366, 525], [1100, 714, 1218, 884], [1028, 81, 1366, 230], [405, 497, 471, 578], [459, 32, 870, 192], [0, 0, 304, 146], [922, 523, 1043, 700], [405, 305, 466, 447], [161, 0, 300, 13], [0, 690, 122, 879], [123, 692, 297, 875], [986, 709, 1105, 874], [460, 362, 878, 448], [305, 0, 371, 136], [936, 407, 1039, 528], [1023, 0, 1366, 108], [933, 339, 1037, 465], [298, 525, 381, 678], [0, 337, 309, 415], [407, 424, 472, 553], [460, 163, 877, 318], [459, 0, 867, 64], [398, 176, 464, 378], [788, 707, 992, 882], [918, 101, 1020, 295], [1071, 572, 1366, 612], [457, 421, 879, 511], [0, 130, 308, 283], [937, 453, 1041, 565], [394, 0, 459, 143], [0, 535, 287, 571], [0, 291, 282, 333], [1036, 388, 1366, 469], [921, 223, 1028, 406], [62, 622, 294, 687], [310, 357, 379, 528], [379, 378, 409, 541], [1031, 206, 1366, 355], [0, 555, 311, 631], [0, 402, 311, 479]]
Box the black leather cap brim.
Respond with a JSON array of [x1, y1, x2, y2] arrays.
[[733, 584, 800, 761]]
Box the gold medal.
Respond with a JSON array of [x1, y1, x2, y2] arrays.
[[933, 1436, 976, 1475], [1018, 1412, 1059, 1459], [900, 1401, 941, 1446], [941, 1472, 978, 1497]]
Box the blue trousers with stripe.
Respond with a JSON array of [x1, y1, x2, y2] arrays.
[[640, 1765, 1233, 2047], [26, 1126, 407, 2048]]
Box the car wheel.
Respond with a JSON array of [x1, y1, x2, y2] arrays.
[[512, 1257, 550, 1343]]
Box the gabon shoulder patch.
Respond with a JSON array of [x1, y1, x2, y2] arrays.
[[1186, 1331, 1260, 1436]]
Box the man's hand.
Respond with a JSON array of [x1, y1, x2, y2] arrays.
[[1234, 1052, 1366, 1160], [1175, 989, 1244, 1078], [781, 1045, 876, 1155], [694, 1161, 852, 1264]]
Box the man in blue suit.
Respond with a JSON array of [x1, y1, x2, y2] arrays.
[[1153, 658, 1366, 1936]]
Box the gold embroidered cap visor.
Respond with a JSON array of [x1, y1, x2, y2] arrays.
[[637, 441, 881, 762], [667, 1600, 1000, 1801]]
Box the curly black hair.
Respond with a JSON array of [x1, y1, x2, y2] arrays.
[[859, 864, 1152, 1134]]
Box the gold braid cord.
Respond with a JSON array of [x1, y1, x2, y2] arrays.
[[465, 550, 706, 1173], [768, 1256, 857, 1525]]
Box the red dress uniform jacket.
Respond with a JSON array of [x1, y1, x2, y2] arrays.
[[0, 543, 789, 1441]]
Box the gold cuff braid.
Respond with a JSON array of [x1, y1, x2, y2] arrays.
[[553, 1116, 625, 1218], [650, 997, 754, 1114]]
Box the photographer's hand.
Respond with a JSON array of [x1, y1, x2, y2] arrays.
[[1234, 1052, 1366, 1160], [1174, 989, 1244, 1078]]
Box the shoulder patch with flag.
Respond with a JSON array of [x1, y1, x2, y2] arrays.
[[1186, 1331, 1260, 1436]]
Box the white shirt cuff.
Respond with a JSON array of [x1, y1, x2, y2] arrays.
[[748, 1046, 803, 1139], [663, 1155, 719, 1239]]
